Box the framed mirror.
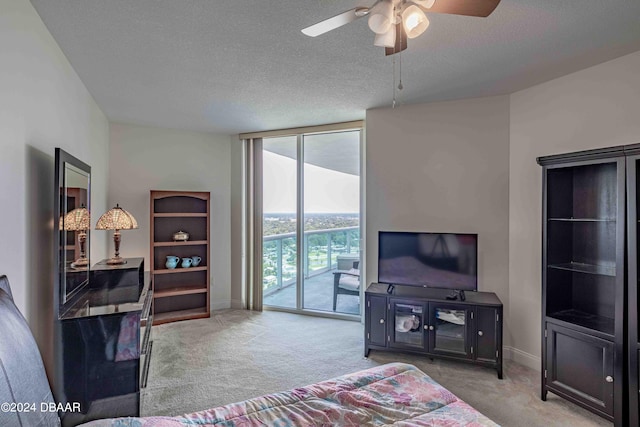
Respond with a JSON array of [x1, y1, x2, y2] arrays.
[[54, 148, 91, 316]]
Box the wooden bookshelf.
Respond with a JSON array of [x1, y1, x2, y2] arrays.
[[150, 190, 210, 325]]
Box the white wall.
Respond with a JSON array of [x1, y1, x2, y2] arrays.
[[108, 123, 233, 310], [0, 0, 109, 373], [509, 50, 640, 368], [366, 96, 511, 343]]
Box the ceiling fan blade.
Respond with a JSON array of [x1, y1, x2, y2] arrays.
[[428, 0, 501, 17], [385, 23, 408, 56], [301, 7, 369, 37]]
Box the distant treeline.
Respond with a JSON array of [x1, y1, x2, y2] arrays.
[[263, 213, 359, 236]]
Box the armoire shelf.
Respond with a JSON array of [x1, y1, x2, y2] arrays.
[[150, 190, 211, 325], [546, 309, 615, 337], [547, 262, 616, 276], [548, 218, 616, 222]]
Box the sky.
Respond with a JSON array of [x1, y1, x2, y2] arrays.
[[263, 151, 359, 214]]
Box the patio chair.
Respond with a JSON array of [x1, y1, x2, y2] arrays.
[[333, 261, 360, 311]]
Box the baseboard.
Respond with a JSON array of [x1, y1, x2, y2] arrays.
[[504, 346, 540, 371]]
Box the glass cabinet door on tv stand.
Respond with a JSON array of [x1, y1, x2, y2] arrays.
[[389, 300, 426, 350], [429, 304, 473, 359], [389, 299, 475, 358]]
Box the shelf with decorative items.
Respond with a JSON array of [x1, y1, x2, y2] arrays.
[[150, 190, 210, 325], [153, 266, 208, 275]]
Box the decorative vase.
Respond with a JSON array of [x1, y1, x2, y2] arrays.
[[165, 256, 179, 269]]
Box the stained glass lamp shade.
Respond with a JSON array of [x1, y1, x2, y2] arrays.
[[95, 204, 138, 265]]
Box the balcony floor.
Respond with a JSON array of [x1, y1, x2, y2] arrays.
[[263, 269, 360, 315]]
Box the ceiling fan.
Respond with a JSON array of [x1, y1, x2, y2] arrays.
[[302, 0, 501, 55]]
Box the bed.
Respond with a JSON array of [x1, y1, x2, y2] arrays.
[[80, 362, 497, 427], [0, 275, 498, 427]]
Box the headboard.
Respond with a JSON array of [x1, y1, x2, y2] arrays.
[[0, 275, 61, 426]]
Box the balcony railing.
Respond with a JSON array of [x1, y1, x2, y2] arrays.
[[263, 226, 359, 294]]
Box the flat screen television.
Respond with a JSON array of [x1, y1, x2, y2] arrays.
[[378, 231, 478, 291]]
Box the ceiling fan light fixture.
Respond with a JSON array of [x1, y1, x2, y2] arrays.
[[402, 4, 429, 39], [368, 1, 394, 34], [373, 24, 396, 48]]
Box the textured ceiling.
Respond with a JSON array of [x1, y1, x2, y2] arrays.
[[30, 0, 640, 135]]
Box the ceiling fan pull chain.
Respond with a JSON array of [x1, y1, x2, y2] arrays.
[[398, 49, 403, 91], [392, 53, 397, 108], [393, 49, 403, 108]]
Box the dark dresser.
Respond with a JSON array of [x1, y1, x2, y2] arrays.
[[57, 257, 153, 427]]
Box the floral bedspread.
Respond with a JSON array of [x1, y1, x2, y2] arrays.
[[80, 363, 499, 426]]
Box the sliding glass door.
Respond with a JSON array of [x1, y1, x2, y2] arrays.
[[261, 129, 361, 317], [302, 132, 360, 314]]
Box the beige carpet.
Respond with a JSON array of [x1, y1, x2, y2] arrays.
[[142, 309, 610, 427]]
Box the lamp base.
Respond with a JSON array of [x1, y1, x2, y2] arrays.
[[71, 258, 89, 269], [105, 256, 127, 265]]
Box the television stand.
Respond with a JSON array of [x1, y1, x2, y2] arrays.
[[364, 283, 503, 379]]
